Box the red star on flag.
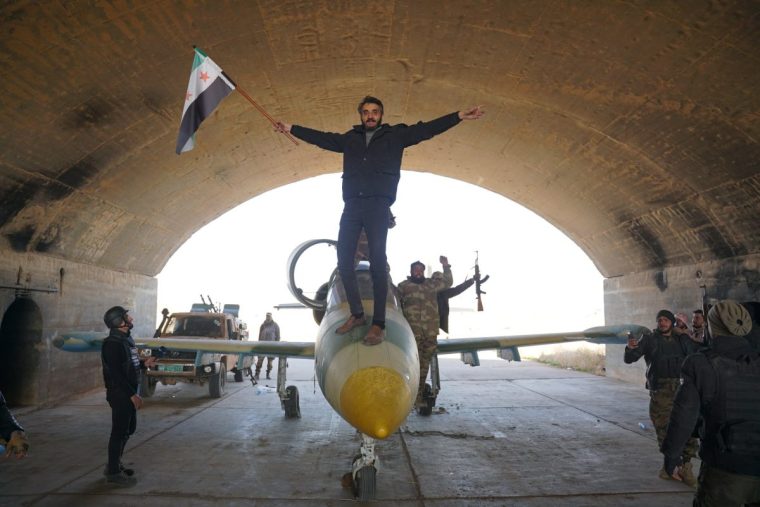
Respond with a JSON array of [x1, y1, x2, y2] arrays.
[[199, 71, 210, 82], [185, 91, 193, 101]]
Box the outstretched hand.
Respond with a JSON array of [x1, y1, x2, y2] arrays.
[[274, 121, 292, 134], [459, 106, 485, 120]]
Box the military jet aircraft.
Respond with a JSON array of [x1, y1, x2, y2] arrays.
[[55, 238, 647, 500]]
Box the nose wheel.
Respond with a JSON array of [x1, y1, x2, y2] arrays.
[[343, 434, 377, 501]]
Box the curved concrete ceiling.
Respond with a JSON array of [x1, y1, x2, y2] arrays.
[[1, 2, 758, 278]]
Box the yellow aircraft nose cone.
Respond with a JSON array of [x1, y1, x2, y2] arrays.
[[340, 366, 411, 439]]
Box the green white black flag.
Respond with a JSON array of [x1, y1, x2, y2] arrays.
[[176, 47, 235, 154]]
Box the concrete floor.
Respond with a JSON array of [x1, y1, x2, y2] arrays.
[[0, 358, 696, 506]]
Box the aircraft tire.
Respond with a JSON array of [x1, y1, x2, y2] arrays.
[[355, 465, 376, 501], [283, 385, 301, 418], [417, 383, 434, 416], [234, 369, 244, 382], [209, 363, 226, 398]]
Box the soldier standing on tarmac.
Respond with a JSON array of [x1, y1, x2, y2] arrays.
[[255, 312, 280, 380], [101, 306, 156, 487], [661, 300, 760, 506], [624, 309, 699, 487], [397, 256, 453, 408]]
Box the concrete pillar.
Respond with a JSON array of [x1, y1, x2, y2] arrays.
[[604, 253, 760, 384], [0, 250, 156, 406]]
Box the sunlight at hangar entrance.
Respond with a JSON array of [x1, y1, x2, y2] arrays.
[[156, 171, 605, 358]]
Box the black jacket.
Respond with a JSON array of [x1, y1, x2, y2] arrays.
[[437, 278, 475, 333], [291, 112, 461, 204], [0, 391, 23, 441], [624, 329, 697, 390], [101, 329, 143, 396], [662, 335, 760, 475]]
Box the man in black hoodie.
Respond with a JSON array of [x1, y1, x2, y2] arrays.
[[101, 306, 156, 487], [275, 98, 483, 346], [662, 300, 760, 506]]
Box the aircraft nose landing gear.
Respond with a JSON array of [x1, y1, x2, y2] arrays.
[[343, 434, 377, 501]]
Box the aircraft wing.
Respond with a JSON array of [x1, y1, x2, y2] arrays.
[[138, 338, 315, 358], [436, 324, 648, 354], [54, 332, 315, 358]]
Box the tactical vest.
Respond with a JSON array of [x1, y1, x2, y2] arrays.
[[702, 351, 760, 475], [652, 334, 687, 382]]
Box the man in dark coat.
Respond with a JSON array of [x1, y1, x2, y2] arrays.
[[275, 98, 483, 346], [661, 300, 760, 506]]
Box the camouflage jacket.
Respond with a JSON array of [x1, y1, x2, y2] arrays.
[[397, 266, 453, 335]]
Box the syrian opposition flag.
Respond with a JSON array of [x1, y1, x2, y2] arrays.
[[176, 47, 236, 154]]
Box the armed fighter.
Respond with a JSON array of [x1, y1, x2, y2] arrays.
[[55, 238, 646, 500]]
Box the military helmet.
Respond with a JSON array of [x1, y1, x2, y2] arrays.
[[103, 306, 129, 329]]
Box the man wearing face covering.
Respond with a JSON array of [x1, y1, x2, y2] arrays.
[[397, 256, 453, 408], [661, 300, 760, 506], [625, 309, 699, 486], [101, 306, 156, 487]]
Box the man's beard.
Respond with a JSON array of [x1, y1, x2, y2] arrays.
[[363, 116, 382, 130], [409, 274, 425, 284]]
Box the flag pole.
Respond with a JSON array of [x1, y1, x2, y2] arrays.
[[235, 87, 299, 146]]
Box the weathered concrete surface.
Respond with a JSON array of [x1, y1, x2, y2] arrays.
[[0, 1, 758, 279], [0, 358, 696, 506], [0, 249, 156, 406]]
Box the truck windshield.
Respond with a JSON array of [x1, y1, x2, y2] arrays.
[[168, 316, 224, 337]]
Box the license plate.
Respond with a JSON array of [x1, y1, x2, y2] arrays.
[[158, 364, 184, 372]]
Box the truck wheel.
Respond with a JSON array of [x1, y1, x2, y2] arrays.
[[140, 374, 157, 398], [234, 369, 244, 383], [209, 363, 226, 398]]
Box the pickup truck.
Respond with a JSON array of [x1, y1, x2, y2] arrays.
[[141, 305, 253, 398]]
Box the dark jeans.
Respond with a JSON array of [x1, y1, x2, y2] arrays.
[[337, 197, 390, 325], [107, 391, 136, 475]]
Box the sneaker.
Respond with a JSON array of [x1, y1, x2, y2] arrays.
[[106, 472, 137, 487], [680, 462, 697, 488], [362, 325, 384, 346], [336, 315, 366, 335]]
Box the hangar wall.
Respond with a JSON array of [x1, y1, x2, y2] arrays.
[[0, 252, 156, 406], [604, 253, 760, 384]]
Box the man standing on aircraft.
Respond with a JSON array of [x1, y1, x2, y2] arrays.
[[0, 390, 29, 459], [101, 306, 156, 487], [398, 257, 453, 408], [274, 98, 484, 346], [256, 312, 280, 380], [661, 300, 760, 505], [624, 309, 699, 486]]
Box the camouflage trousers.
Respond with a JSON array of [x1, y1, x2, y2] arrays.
[[650, 378, 699, 462], [693, 462, 760, 507], [414, 331, 438, 402], [255, 356, 274, 373]]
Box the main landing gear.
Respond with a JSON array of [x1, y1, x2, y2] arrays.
[[275, 356, 300, 418], [417, 353, 440, 416]]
